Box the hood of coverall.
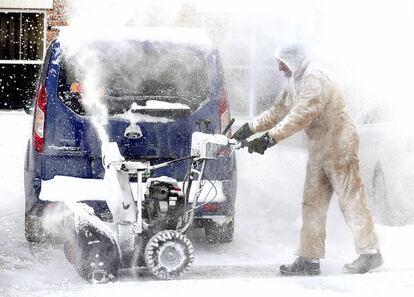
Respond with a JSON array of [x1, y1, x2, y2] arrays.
[[274, 41, 308, 106], [274, 41, 307, 75]]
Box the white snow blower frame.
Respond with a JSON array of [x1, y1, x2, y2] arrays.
[[62, 123, 240, 283]]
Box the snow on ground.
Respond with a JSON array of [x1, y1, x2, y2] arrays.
[[0, 111, 414, 297]]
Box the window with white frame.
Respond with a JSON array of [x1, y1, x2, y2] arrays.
[[0, 11, 46, 62]]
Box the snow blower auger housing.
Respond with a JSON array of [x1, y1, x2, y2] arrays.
[[62, 132, 239, 283]]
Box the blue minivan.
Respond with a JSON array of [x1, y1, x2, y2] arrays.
[[24, 27, 237, 244]]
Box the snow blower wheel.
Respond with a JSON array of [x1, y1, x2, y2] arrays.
[[144, 230, 194, 280]]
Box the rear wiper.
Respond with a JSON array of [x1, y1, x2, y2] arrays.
[[102, 94, 147, 103], [107, 90, 144, 97]]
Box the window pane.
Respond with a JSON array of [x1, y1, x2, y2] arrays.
[[58, 41, 210, 115], [21, 13, 45, 60], [0, 13, 20, 60]]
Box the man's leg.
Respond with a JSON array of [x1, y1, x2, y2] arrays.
[[325, 155, 379, 254], [325, 154, 382, 273], [298, 160, 333, 259], [280, 160, 333, 276]]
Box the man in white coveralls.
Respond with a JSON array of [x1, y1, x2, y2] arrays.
[[232, 41, 383, 275]]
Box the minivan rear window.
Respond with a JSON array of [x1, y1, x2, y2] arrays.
[[57, 41, 210, 115]]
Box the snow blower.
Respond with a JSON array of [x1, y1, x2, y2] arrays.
[[62, 128, 240, 283]]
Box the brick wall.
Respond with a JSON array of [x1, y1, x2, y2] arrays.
[[47, 0, 70, 44]]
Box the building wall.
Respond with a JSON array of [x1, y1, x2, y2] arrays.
[[47, 0, 69, 44]]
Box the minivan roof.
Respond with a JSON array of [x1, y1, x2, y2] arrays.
[[58, 26, 213, 52]]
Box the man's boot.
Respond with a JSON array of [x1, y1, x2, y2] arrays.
[[280, 257, 321, 276], [343, 251, 383, 274]]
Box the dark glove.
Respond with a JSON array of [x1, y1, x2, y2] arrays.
[[232, 122, 254, 141], [247, 133, 276, 154]]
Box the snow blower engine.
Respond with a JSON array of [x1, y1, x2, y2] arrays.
[[62, 129, 239, 283]]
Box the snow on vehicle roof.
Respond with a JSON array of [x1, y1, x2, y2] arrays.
[[58, 26, 213, 52]]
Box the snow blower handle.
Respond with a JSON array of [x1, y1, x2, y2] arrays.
[[222, 118, 250, 150], [222, 118, 246, 151], [238, 139, 249, 148], [222, 118, 235, 135]]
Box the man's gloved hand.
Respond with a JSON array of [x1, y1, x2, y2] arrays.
[[247, 132, 276, 154], [232, 123, 254, 141]]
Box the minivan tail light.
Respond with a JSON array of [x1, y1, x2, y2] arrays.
[[219, 87, 232, 137], [202, 203, 219, 212], [33, 84, 47, 153]]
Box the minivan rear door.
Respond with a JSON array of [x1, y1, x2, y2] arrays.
[[55, 41, 212, 160]]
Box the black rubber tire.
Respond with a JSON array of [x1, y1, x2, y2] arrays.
[[25, 213, 46, 243], [144, 230, 194, 280], [205, 219, 234, 244]]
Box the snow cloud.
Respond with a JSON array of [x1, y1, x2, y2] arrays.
[[56, 0, 414, 224], [59, 0, 414, 119]]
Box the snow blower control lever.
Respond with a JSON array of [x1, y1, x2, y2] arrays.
[[222, 117, 235, 135], [63, 129, 241, 283]]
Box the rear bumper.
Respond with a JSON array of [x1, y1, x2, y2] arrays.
[[192, 215, 233, 228], [37, 175, 235, 218], [25, 139, 237, 220]]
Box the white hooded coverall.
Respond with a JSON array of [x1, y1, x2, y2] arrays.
[[250, 42, 379, 258]]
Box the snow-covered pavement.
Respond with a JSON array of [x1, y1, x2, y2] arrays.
[[0, 111, 413, 297]]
